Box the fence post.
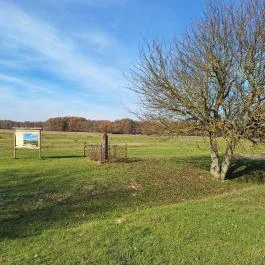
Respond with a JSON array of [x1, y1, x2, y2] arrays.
[[102, 132, 109, 162], [113, 145, 116, 160], [100, 144, 102, 163], [83, 142, 86, 157]]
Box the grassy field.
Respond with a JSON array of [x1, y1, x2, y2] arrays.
[[0, 130, 265, 264]]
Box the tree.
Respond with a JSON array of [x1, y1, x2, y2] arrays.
[[129, 0, 265, 180], [43, 117, 67, 131]]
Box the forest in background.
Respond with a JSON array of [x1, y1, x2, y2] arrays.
[[0, 117, 206, 135], [0, 117, 153, 134]]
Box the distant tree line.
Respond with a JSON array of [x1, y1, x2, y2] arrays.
[[0, 117, 207, 135], [42, 117, 145, 134], [0, 120, 43, 130], [0, 117, 150, 134]]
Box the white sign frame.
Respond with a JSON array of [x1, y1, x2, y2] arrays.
[[13, 128, 42, 159]]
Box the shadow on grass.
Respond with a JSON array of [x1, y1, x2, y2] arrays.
[[0, 185, 134, 239], [0, 156, 208, 240], [226, 158, 265, 182], [1, 155, 263, 240], [162, 155, 265, 182], [43, 155, 85, 159], [113, 158, 143, 163], [177, 155, 265, 182]]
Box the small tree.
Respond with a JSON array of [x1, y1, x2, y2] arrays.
[[130, 0, 264, 180]]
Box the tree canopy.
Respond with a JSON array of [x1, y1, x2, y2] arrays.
[[130, 0, 265, 180]]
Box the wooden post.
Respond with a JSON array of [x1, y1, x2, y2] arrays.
[[102, 132, 109, 162], [113, 145, 116, 160], [99, 143, 104, 164], [13, 130, 16, 159], [39, 130, 42, 159], [84, 142, 86, 157]]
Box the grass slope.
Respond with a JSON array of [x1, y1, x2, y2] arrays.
[[2, 186, 265, 265], [0, 131, 264, 264]]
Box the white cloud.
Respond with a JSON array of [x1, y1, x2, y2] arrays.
[[73, 30, 118, 51], [46, 0, 129, 7], [0, 0, 135, 121], [0, 1, 124, 93], [0, 74, 56, 95], [0, 84, 129, 121]]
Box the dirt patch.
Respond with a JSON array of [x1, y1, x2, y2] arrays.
[[127, 179, 141, 191]]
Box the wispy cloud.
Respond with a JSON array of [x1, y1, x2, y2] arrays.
[[0, 0, 135, 120], [73, 30, 118, 52], [0, 1, 124, 92], [0, 74, 62, 98], [0, 80, 130, 121], [45, 0, 130, 7], [0, 0, 208, 121]]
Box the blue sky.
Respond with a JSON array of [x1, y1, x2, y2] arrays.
[[23, 133, 38, 142], [0, 0, 206, 121]]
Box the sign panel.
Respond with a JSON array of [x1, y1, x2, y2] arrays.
[[14, 127, 42, 156], [15, 131, 40, 149], [13, 128, 42, 158], [15, 131, 39, 149]]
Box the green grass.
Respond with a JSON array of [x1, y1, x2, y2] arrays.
[[0, 130, 264, 264]]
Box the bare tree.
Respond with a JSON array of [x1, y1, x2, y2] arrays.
[[129, 0, 265, 180]]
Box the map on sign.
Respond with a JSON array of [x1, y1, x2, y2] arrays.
[[15, 130, 40, 149], [23, 133, 39, 147]]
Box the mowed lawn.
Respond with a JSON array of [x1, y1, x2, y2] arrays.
[[0, 130, 265, 264]]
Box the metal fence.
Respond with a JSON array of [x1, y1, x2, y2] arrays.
[[109, 144, 127, 161], [84, 143, 127, 163]]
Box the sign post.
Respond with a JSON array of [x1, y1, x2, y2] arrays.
[[13, 128, 42, 159], [13, 131, 16, 159]]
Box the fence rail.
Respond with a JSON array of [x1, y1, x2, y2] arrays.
[[84, 143, 127, 163]]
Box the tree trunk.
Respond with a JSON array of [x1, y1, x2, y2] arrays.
[[219, 141, 235, 181], [209, 133, 236, 181], [209, 134, 221, 179]]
